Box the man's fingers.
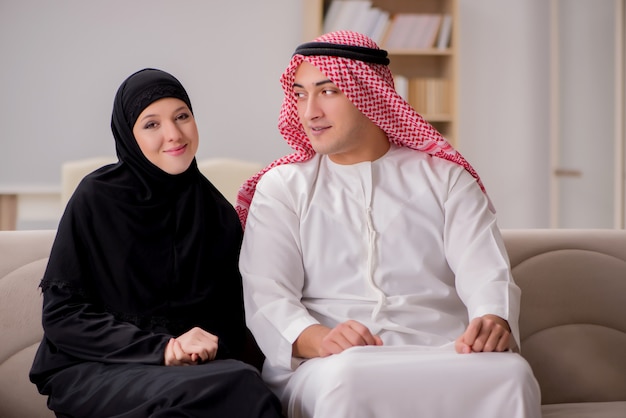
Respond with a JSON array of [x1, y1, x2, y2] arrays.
[[462, 317, 483, 347], [344, 320, 380, 346], [320, 320, 382, 356], [463, 315, 512, 353], [455, 335, 471, 354]]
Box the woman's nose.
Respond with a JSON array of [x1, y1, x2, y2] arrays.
[[163, 121, 182, 141]]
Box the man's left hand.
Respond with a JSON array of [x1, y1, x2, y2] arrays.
[[455, 314, 511, 354]]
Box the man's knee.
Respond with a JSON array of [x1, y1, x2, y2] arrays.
[[314, 349, 371, 398]]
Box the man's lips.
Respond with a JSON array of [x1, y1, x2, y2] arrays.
[[309, 126, 330, 135]]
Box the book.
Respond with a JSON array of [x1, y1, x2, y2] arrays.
[[346, 1, 374, 33], [324, 0, 372, 34], [436, 14, 453, 49], [323, 0, 343, 34], [369, 9, 390, 45], [393, 75, 409, 101], [360, 7, 384, 38], [383, 13, 441, 49], [422, 14, 443, 48], [382, 13, 415, 49], [407, 14, 442, 49], [409, 78, 450, 115]]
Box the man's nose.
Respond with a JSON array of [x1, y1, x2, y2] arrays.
[[303, 96, 322, 120]]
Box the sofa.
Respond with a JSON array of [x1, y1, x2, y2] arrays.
[[1, 229, 625, 418]]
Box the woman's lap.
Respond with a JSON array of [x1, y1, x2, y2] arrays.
[[45, 359, 281, 418]]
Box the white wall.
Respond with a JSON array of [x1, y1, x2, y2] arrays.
[[0, 0, 298, 190], [458, 0, 552, 228], [0, 0, 579, 229]]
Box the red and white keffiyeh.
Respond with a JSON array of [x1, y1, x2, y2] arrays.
[[236, 30, 487, 227]]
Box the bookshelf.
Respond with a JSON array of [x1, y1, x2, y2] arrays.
[[302, 0, 460, 145]]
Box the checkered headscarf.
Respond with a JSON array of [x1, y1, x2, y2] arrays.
[[236, 31, 487, 228]]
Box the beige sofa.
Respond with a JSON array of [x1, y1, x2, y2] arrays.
[[1, 229, 625, 418]]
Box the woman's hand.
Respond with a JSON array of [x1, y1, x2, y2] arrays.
[[164, 327, 219, 366]]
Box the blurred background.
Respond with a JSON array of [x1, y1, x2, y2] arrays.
[[0, 0, 624, 230]]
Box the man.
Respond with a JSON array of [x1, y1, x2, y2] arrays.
[[236, 31, 541, 418]]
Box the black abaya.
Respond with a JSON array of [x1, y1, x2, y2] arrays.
[[29, 68, 281, 417]]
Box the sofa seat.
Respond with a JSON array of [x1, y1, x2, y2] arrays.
[[541, 402, 626, 418], [1, 228, 625, 417]]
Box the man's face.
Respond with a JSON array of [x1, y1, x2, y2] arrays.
[[293, 61, 388, 165]]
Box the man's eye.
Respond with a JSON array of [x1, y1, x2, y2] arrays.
[[322, 89, 336, 96], [294, 92, 306, 99]]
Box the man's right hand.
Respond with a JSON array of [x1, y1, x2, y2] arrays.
[[293, 320, 383, 359]]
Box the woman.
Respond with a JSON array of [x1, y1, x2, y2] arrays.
[[29, 68, 282, 418]]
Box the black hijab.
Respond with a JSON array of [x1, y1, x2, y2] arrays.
[[41, 68, 246, 355]]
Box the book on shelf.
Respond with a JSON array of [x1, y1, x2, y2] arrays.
[[381, 13, 444, 50], [393, 75, 409, 102], [369, 9, 391, 45], [322, 0, 390, 45], [323, 0, 343, 33], [323, 0, 371, 34], [380, 13, 414, 49], [409, 14, 442, 49], [436, 14, 453, 49], [322, 2, 451, 50], [408, 78, 450, 116]]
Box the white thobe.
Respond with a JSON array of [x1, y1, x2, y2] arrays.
[[240, 145, 541, 418]]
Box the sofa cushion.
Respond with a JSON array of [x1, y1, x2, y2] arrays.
[[542, 401, 626, 418], [0, 229, 56, 418], [503, 229, 626, 406]]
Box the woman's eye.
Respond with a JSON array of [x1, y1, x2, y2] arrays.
[[176, 113, 190, 121], [144, 121, 158, 129]]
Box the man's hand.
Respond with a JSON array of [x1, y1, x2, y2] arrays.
[[455, 314, 511, 354], [164, 327, 219, 366], [293, 320, 383, 359]]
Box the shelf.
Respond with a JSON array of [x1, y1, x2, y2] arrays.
[[306, 0, 459, 145]]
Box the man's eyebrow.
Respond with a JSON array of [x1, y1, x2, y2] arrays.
[[293, 80, 334, 88]]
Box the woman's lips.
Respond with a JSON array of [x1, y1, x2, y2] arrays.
[[164, 144, 187, 156]]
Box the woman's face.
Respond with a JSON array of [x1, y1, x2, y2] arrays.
[[132, 97, 199, 174]]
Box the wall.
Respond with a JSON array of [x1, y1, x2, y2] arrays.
[[1, 0, 304, 229], [0, 0, 298, 189], [2, 0, 612, 230], [458, 0, 551, 228]]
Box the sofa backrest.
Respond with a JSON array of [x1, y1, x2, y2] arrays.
[[0, 229, 56, 417], [503, 229, 626, 405], [1, 228, 625, 415]]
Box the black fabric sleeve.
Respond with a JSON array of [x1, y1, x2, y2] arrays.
[[41, 284, 171, 364]]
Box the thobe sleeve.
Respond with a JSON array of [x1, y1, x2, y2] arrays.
[[240, 171, 320, 370], [41, 284, 170, 364], [442, 168, 522, 348]]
